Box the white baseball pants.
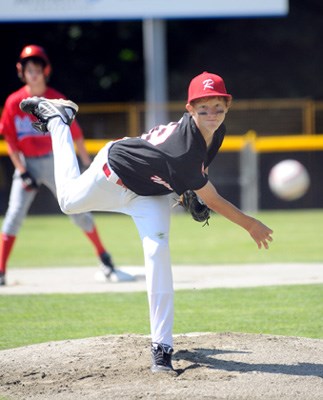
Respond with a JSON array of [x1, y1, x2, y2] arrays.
[[1, 153, 94, 236], [48, 118, 174, 347]]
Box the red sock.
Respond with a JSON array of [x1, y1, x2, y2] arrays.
[[84, 226, 106, 256], [0, 234, 16, 274]]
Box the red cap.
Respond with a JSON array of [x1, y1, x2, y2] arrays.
[[19, 45, 50, 65], [17, 45, 52, 81], [187, 71, 232, 103]]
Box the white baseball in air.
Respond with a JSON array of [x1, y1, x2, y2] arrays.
[[268, 159, 310, 201]]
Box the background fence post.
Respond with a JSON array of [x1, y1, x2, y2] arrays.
[[240, 130, 258, 212]]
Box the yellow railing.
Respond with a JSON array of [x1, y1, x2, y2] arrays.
[[2, 98, 323, 155], [219, 131, 323, 153], [2, 133, 323, 156], [0, 140, 7, 155], [255, 134, 323, 152], [76, 99, 323, 137], [2, 98, 323, 139]]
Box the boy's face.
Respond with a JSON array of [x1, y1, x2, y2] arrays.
[[186, 96, 230, 135], [23, 60, 46, 85]]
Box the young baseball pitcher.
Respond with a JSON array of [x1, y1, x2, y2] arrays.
[[19, 71, 273, 373], [0, 45, 134, 286]]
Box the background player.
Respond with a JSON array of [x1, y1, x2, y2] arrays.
[[0, 44, 134, 286], [20, 71, 273, 373]]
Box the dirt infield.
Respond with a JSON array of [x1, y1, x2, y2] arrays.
[[1, 263, 323, 399], [1, 263, 323, 294], [1, 332, 323, 400]]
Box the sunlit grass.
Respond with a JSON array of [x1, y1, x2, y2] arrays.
[[0, 284, 322, 350], [2, 209, 322, 268]]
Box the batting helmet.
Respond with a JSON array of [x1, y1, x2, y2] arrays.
[[16, 45, 52, 81]]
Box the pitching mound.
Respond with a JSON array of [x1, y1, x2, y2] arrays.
[[1, 332, 322, 400]]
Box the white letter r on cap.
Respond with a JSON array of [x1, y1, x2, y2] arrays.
[[203, 79, 214, 90]]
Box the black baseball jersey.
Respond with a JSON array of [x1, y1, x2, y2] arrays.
[[108, 112, 226, 196]]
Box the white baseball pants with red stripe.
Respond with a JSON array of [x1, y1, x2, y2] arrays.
[[48, 117, 174, 347]]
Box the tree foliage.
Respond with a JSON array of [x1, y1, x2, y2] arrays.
[[0, 0, 322, 104]]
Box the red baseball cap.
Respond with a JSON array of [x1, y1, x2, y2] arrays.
[[187, 71, 232, 103]]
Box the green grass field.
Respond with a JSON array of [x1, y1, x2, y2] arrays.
[[3, 209, 323, 267], [0, 210, 322, 350]]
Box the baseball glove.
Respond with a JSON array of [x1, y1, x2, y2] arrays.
[[179, 190, 210, 226], [20, 171, 39, 191]]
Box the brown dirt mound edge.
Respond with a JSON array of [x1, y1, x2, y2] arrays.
[[1, 332, 323, 400]]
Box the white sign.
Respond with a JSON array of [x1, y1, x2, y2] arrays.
[[0, 0, 289, 22]]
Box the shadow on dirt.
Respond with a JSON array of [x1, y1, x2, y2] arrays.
[[174, 348, 323, 378]]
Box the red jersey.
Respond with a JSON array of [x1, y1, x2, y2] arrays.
[[0, 86, 83, 157]]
